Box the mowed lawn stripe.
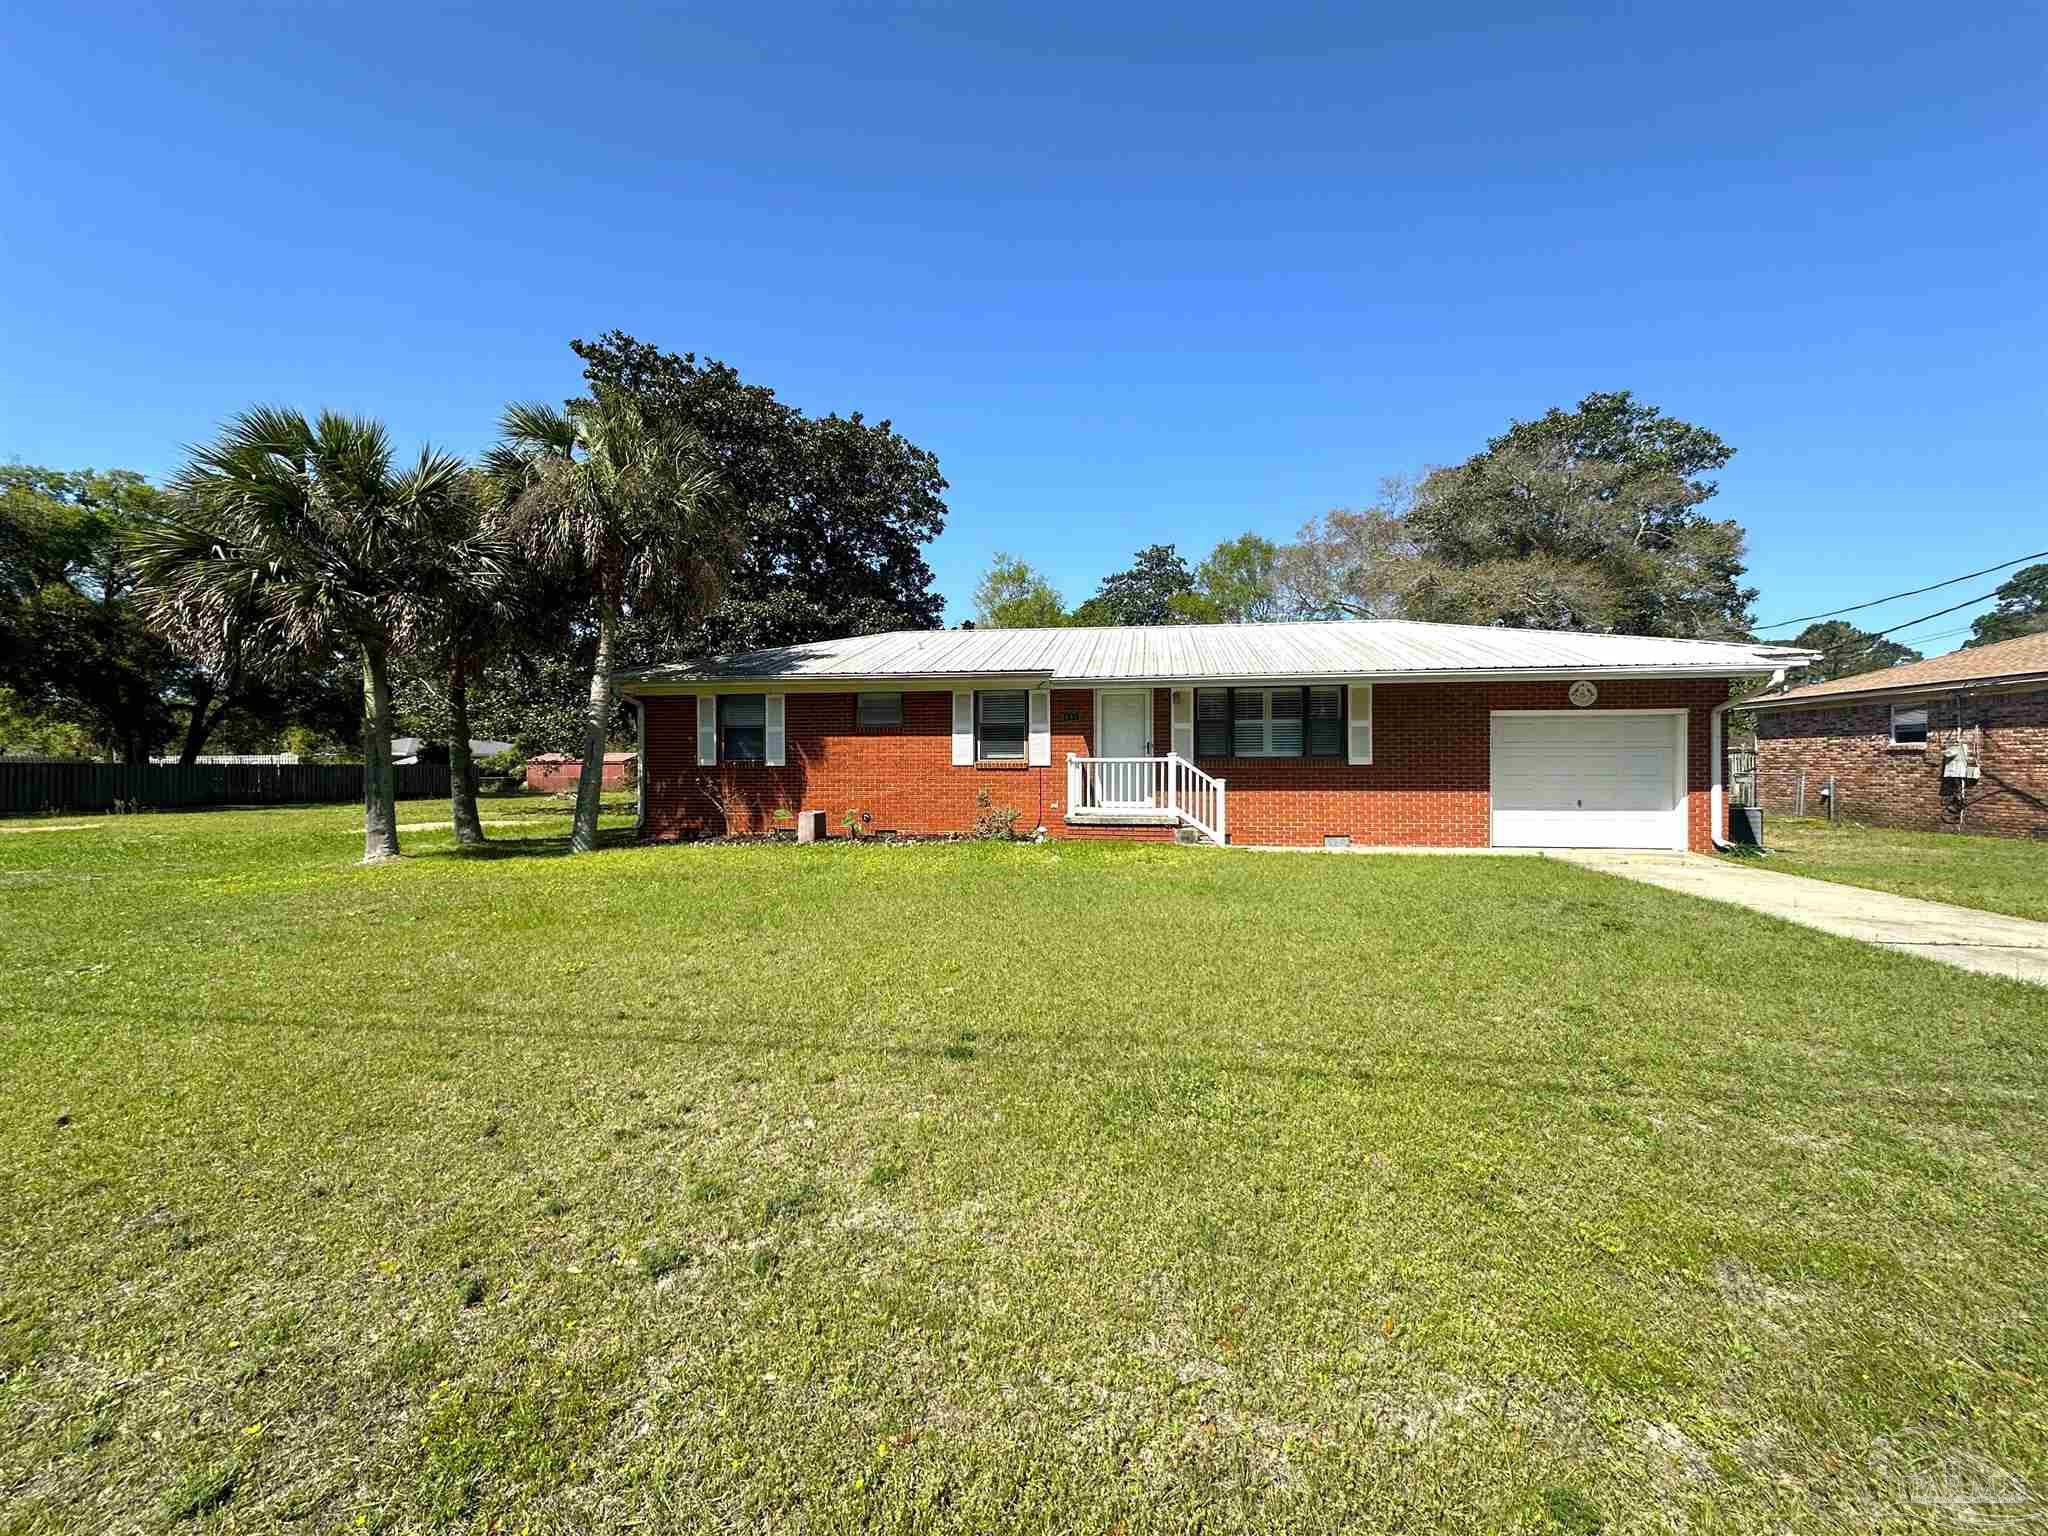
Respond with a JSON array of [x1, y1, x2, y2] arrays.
[[2, 799, 2044, 1532]]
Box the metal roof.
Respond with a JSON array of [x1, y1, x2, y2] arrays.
[[1745, 629, 2048, 709], [616, 621, 1816, 688]]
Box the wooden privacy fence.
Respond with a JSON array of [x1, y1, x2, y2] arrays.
[[0, 761, 452, 815]]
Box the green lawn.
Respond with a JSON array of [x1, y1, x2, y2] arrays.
[[1742, 814, 2048, 923], [3, 801, 2046, 1532]]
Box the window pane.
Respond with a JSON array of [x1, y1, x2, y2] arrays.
[[1306, 686, 1343, 756], [978, 690, 1027, 759], [858, 691, 902, 727], [1893, 707, 1929, 744], [978, 690, 1028, 724], [720, 694, 767, 761], [1231, 688, 1263, 755], [1195, 689, 1231, 756], [720, 694, 765, 727], [1270, 688, 1304, 753]]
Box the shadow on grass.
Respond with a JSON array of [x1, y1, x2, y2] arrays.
[[410, 828, 641, 862]]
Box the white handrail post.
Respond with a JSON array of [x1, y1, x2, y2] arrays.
[[1166, 754, 1177, 818], [1216, 779, 1227, 844], [1066, 753, 1079, 813]]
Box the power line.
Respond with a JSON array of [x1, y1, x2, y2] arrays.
[[1755, 548, 2045, 630], [1803, 594, 2004, 677]]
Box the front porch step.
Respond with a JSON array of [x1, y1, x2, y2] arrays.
[[1065, 808, 1179, 827]]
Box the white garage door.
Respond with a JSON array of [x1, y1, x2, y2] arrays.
[[1490, 712, 1685, 850]]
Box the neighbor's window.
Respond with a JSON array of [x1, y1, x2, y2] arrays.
[[858, 691, 903, 728], [719, 693, 767, 761], [1233, 687, 1305, 757], [1891, 705, 1929, 746], [975, 689, 1028, 761]]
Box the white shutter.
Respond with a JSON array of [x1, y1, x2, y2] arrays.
[[1347, 684, 1373, 765], [764, 693, 785, 766], [1170, 688, 1194, 759], [697, 693, 718, 766], [1027, 689, 1052, 765], [951, 691, 974, 765]]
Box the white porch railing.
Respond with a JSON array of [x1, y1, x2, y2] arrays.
[[1066, 754, 1228, 846]]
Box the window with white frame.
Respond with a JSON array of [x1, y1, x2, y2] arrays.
[[1232, 687, 1305, 756], [718, 694, 767, 761], [1194, 686, 1344, 758], [976, 689, 1028, 760], [1890, 704, 1929, 746], [858, 691, 903, 728]]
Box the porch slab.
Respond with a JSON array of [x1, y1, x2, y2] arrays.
[[1065, 808, 1178, 827]]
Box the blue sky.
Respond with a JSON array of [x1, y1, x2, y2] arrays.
[[5, 2, 2044, 645]]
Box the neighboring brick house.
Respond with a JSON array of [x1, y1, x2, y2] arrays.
[[614, 622, 1812, 851], [526, 752, 638, 792], [1745, 631, 2048, 839]]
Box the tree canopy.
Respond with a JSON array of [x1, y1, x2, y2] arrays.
[[134, 409, 478, 861], [1072, 543, 1200, 626], [1786, 621, 1923, 683], [972, 552, 1068, 628], [1965, 564, 2048, 648], [1, 466, 181, 762], [571, 332, 948, 657]]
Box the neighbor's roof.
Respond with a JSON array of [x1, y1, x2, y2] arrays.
[[1745, 629, 2048, 709], [615, 620, 1815, 689]]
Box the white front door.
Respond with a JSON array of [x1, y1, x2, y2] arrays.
[[1097, 690, 1154, 805], [1489, 711, 1686, 850]]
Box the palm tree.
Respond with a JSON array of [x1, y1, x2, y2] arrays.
[[413, 478, 529, 847], [485, 388, 734, 854], [131, 408, 468, 863]]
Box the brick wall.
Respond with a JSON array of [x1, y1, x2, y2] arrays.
[[638, 677, 1732, 849], [1754, 687, 2048, 838], [526, 754, 636, 792]]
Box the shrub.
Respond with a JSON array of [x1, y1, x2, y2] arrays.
[[971, 787, 1020, 841]]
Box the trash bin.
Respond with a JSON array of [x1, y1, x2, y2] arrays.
[[1727, 806, 1764, 847]]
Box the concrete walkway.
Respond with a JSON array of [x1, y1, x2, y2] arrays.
[[1549, 850, 2048, 987]]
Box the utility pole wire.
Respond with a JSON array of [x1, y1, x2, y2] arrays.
[[1754, 549, 2045, 630]]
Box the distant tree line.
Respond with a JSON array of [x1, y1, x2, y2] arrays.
[[971, 392, 1763, 641], [3, 332, 951, 862]]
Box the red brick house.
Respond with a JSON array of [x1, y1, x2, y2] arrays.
[[1745, 631, 2048, 838], [616, 622, 1811, 851], [525, 752, 638, 792]]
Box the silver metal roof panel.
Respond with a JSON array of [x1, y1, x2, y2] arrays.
[[616, 621, 1815, 688]]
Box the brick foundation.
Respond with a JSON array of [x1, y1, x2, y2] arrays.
[[637, 678, 1732, 850], [1754, 687, 2048, 839]]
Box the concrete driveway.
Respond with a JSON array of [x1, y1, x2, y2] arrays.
[[1549, 850, 2048, 987]]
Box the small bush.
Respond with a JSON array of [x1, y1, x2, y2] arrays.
[[971, 787, 1021, 841]]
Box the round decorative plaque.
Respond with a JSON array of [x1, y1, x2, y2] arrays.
[[1568, 680, 1598, 708]]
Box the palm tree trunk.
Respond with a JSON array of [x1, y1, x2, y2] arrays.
[[447, 652, 486, 848], [571, 596, 618, 854], [361, 644, 402, 863], [177, 682, 219, 767]]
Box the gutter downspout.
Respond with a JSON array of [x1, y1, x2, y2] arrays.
[[1712, 670, 1784, 851]]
